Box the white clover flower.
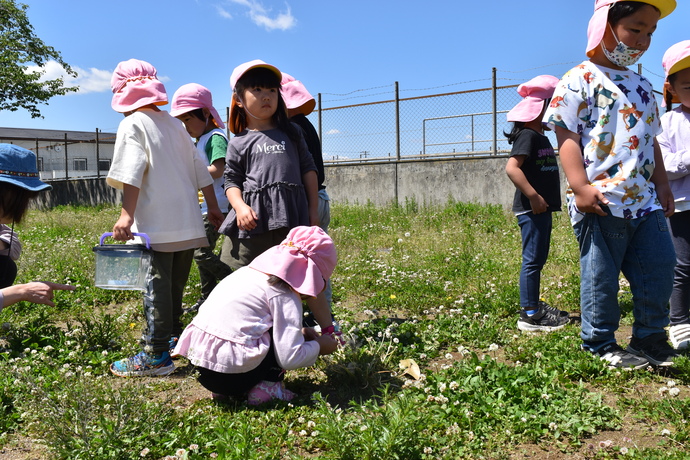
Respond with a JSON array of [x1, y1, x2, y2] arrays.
[[299, 430, 307, 436], [139, 447, 150, 457], [307, 420, 316, 428], [488, 343, 499, 352], [360, 425, 368, 431], [397, 238, 403, 243], [521, 417, 527, 423], [424, 447, 432, 454], [661, 429, 671, 436], [599, 440, 613, 448], [175, 449, 187, 457], [298, 416, 305, 423], [667, 380, 677, 388], [438, 382, 447, 392], [449, 381, 459, 390], [445, 353, 454, 360], [549, 422, 557, 431], [659, 386, 669, 395], [541, 393, 550, 400], [670, 387, 681, 397], [620, 447, 629, 455], [475, 366, 482, 372], [534, 352, 543, 359], [404, 232, 411, 238]]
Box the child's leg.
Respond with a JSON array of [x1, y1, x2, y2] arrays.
[[621, 210, 675, 339], [573, 212, 628, 349], [171, 249, 194, 338], [668, 211, 690, 326], [194, 213, 232, 300], [517, 212, 552, 310], [142, 249, 193, 353]]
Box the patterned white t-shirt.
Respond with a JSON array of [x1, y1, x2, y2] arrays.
[[544, 60, 662, 225]]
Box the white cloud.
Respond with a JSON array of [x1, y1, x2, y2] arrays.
[[24, 60, 171, 95], [215, 5, 232, 19], [224, 0, 296, 31], [25, 60, 111, 94]]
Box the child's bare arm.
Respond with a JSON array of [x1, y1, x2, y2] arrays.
[[555, 127, 608, 215], [227, 187, 257, 231], [650, 140, 675, 217], [505, 156, 548, 214], [113, 184, 139, 240]]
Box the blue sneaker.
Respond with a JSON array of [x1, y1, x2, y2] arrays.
[[169, 336, 179, 356], [110, 351, 175, 377]]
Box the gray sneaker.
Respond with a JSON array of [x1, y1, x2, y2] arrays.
[[586, 342, 649, 370], [517, 306, 569, 332], [538, 300, 569, 318], [626, 333, 678, 367]]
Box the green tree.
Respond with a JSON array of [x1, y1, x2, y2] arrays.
[[0, 0, 77, 118]]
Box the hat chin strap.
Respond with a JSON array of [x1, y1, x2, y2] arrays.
[[236, 95, 262, 120]]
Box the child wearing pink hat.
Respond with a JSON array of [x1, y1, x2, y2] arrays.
[[106, 59, 224, 377], [218, 60, 324, 319], [658, 40, 690, 350], [544, 0, 677, 369], [173, 226, 340, 405], [504, 75, 568, 333], [170, 83, 233, 314]]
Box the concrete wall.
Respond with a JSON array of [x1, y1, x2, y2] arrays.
[[324, 156, 518, 209], [33, 156, 562, 211]]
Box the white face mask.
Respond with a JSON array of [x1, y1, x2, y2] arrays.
[[601, 25, 646, 68]]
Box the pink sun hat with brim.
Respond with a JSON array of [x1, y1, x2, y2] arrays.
[[170, 83, 225, 129], [110, 59, 168, 113], [281, 73, 316, 116], [248, 226, 337, 298], [230, 59, 282, 92], [586, 0, 676, 57], [506, 75, 560, 123], [663, 40, 690, 77]]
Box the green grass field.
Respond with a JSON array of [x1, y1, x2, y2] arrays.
[[1, 201, 690, 459]]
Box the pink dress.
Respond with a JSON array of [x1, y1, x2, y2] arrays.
[[174, 267, 320, 374]]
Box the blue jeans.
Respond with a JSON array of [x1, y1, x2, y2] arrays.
[[573, 209, 675, 350], [517, 212, 553, 309], [668, 210, 690, 325]]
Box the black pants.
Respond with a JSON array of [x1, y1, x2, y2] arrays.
[[196, 330, 284, 397], [0, 256, 17, 289]]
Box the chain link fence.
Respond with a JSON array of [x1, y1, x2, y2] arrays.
[[308, 71, 545, 164]]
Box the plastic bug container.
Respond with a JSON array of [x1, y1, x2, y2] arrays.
[[93, 232, 151, 290]]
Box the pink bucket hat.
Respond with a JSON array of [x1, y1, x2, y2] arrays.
[[110, 59, 168, 113], [249, 226, 337, 298], [586, 0, 676, 57], [170, 83, 225, 129], [281, 73, 316, 116], [506, 75, 560, 123], [230, 59, 282, 92], [663, 40, 690, 77]]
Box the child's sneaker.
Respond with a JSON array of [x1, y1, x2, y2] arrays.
[[169, 336, 179, 356], [247, 380, 296, 406], [669, 323, 690, 351], [110, 351, 175, 377], [517, 306, 568, 332], [538, 300, 569, 318], [626, 332, 678, 367], [585, 342, 649, 370]]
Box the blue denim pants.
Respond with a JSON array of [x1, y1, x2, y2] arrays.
[[573, 209, 675, 350], [668, 210, 690, 326], [517, 211, 553, 309]]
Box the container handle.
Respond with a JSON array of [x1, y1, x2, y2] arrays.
[[99, 232, 151, 248]]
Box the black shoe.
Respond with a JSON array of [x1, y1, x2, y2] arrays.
[[585, 342, 649, 370], [517, 306, 569, 332], [183, 298, 205, 315], [626, 332, 678, 367], [538, 300, 569, 318]]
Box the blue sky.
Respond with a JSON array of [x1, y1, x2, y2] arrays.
[[1, 0, 689, 134]]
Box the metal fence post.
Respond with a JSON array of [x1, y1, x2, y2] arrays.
[[395, 81, 400, 161], [492, 67, 497, 155], [64, 133, 69, 180], [96, 128, 101, 179], [318, 93, 322, 151]]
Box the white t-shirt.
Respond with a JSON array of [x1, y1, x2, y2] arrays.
[[107, 108, 213, 247]]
